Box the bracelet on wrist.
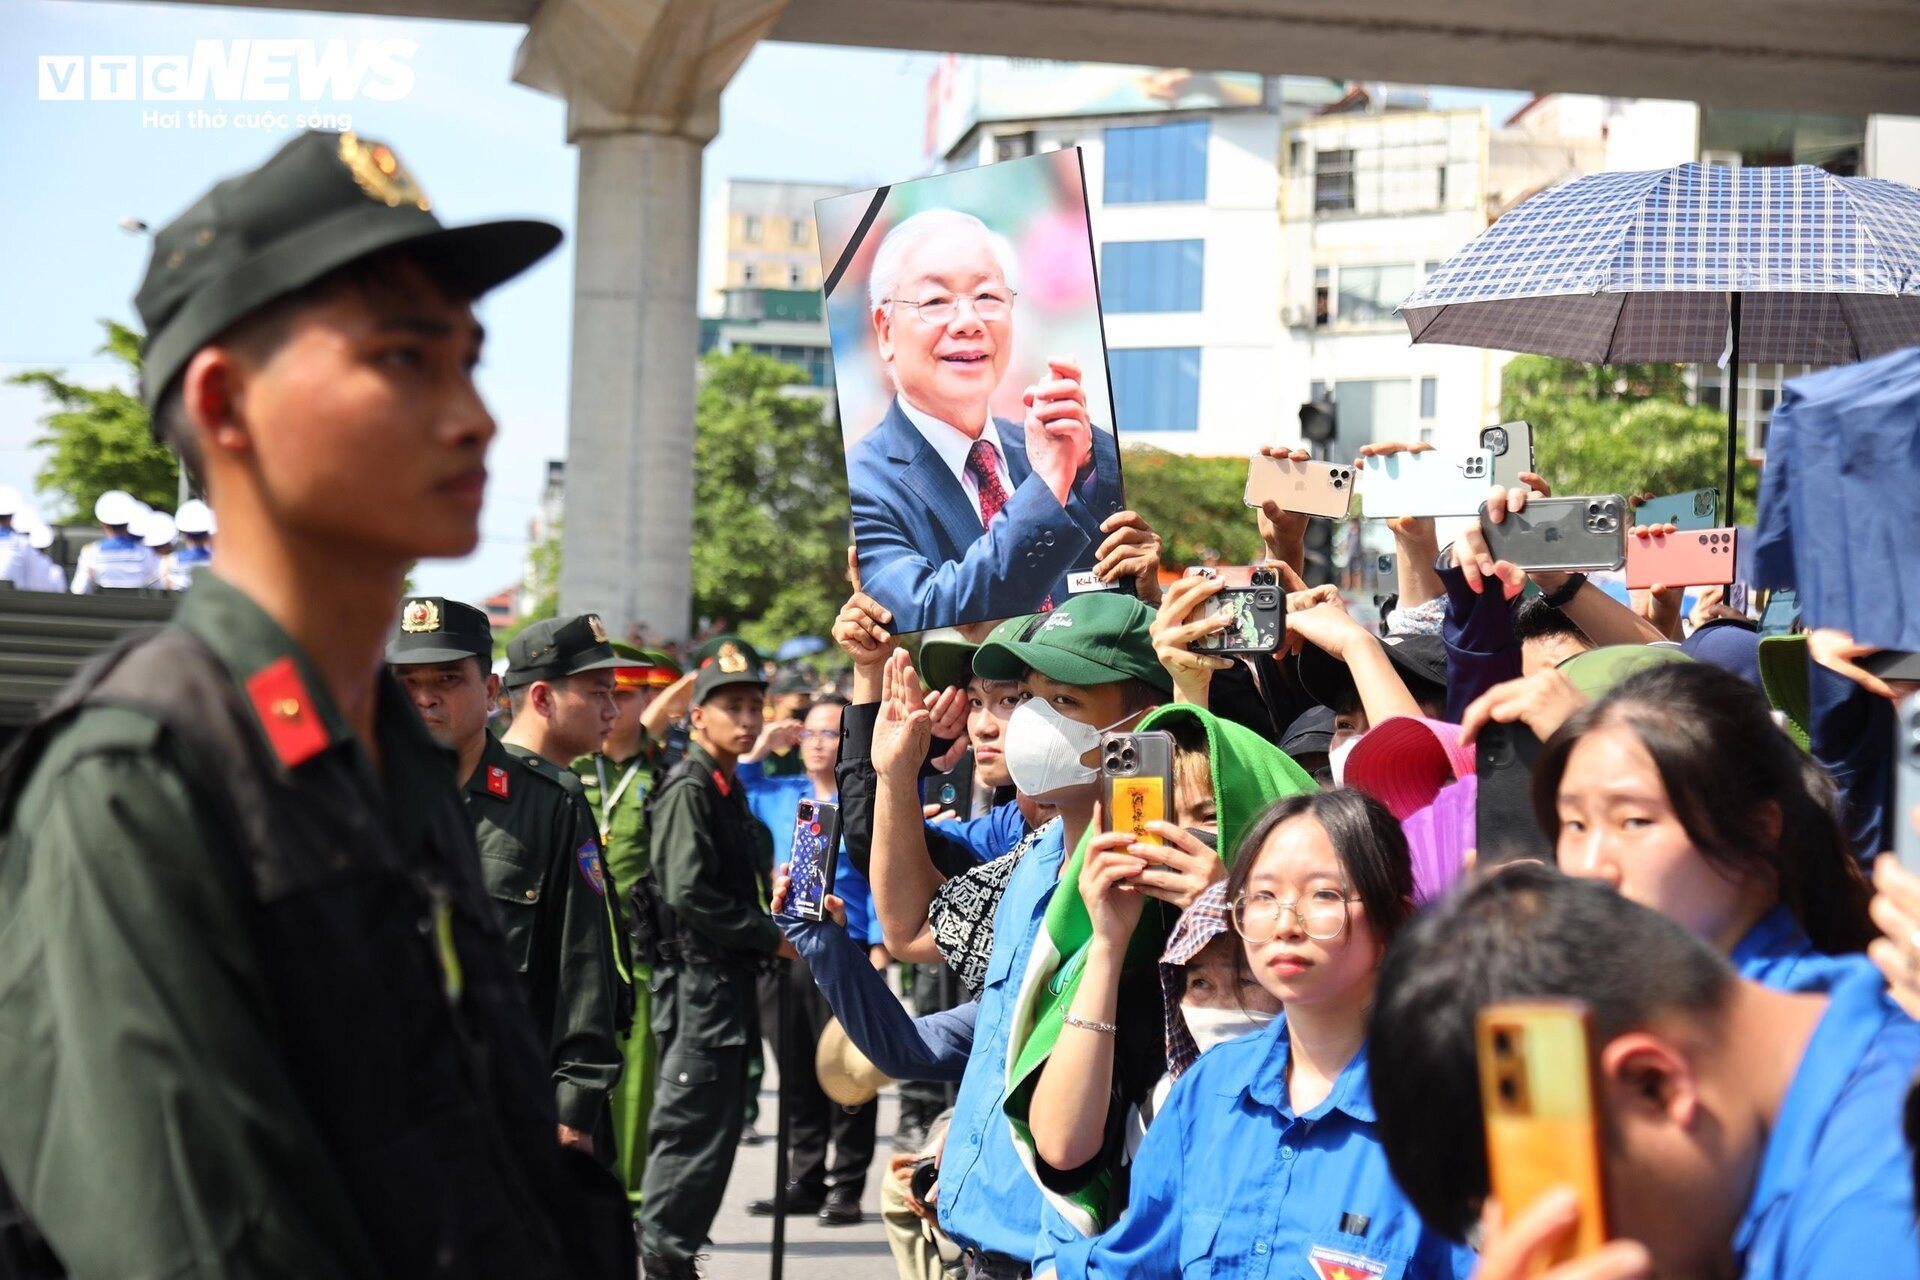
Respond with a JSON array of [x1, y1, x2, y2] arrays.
[[1540, 572, 1588, 609], [1063, 1012, 1118, 1036]]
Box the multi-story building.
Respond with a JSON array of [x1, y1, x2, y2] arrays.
[[700, 178, 847, 315], [698, 285, 836, 400]]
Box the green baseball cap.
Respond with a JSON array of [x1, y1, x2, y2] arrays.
[[386, 596, 492, 665], [917, 627, 980, 691], [973, 594, 1171, 694], [1556, 643, 1692, 700], [134, 129, 561, 412]]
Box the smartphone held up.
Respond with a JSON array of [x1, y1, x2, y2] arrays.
[[788, 798, 841, 923], [1101, 730, 1175, 846]]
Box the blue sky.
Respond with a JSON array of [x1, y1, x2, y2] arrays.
[[1, 1, 1526, 605]]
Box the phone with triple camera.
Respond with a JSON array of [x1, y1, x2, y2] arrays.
[[1244, 455, 1356, 519], [1481, 422, 1536, 491], [1475, 722, 1551, 868], [1101, 730, 1175, 847], [1183, 565, 1285, 654], [1624, 528, 1738, 590], [1633, 487, 1719, 532], [1478, 999, 1611, 1266], [1359, 448, 1497, 519], [1477, 495, 1628, 574], [787, 798, 841, 923], [1897, 694, 1920, 877]]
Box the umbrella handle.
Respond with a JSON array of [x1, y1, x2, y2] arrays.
[[1725, 294, 1742, 527]]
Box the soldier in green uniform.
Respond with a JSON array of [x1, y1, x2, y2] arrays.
[[638, 641, 795, 1279], [575, 642, 682, 1216], [0, 130, 628, 1276], [388, 600, 625, 1158]]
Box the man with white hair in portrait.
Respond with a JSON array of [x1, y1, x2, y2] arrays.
[[845, 208, 1128, 632]]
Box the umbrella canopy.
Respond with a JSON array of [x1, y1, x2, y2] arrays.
[[774, 634, 828, 661], [1402, 162, 1920, 365]]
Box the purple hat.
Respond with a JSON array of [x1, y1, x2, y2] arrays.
[[1682, 618, 1763, 687], [1400, 773, 1477, 905]]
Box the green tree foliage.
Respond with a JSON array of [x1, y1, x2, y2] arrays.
[[1500, 354, 1757, 512], [692, 349, 851, 650], [1118, 446, 1265, 570], [8, 320, 179, 520]]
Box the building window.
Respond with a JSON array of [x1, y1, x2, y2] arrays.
[[995, 131, 1036, 162], [741, 263, 757, 285], [1314, 149, 1355, 213], [1419, 377, 1438, 419], [789, 218, 809, 246], [1332, 264, 1417, 327], [1110, 348, 1201, 432], [742, 215, 762, 242], [1102, 240, 1204, 313], [1314, 267, 1331, 328], [1331, 378, 1412, 451], [1289, 137, 1306, 169], [1699, 107, 1865, 175], [1104, 120, 1209, 204], [1422, 260, 1441, 278], [1436, 165, 1448, 206], [1699, 381, 1723, 411], [788, 265, 805, 288]]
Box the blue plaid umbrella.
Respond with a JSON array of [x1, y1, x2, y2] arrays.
[[1400, 162, 1920, 518]]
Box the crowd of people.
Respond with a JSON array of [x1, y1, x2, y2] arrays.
[[0, 125, 1916, 1280], [0, 485, 216, 593]]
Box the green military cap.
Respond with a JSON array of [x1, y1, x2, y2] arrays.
[[692, 633, 763, 670], [917, 618, 1033, 691], [134, 129, 561, 412], [505, 613, 625, 688], [386, 596, 492, 665], [974, 594, 1171, 694], [693, 637, 768, 705]]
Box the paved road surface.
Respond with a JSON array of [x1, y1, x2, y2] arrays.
[[689, 1072, 908, 1280]]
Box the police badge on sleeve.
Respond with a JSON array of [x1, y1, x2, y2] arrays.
[[576, 839, 607, 896]]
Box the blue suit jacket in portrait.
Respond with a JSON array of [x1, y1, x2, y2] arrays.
[[848, 398, 1126, 633]]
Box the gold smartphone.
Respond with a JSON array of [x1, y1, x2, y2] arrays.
[[1100, 731, 1174, 847], [1476, 999, 1610, 1268]]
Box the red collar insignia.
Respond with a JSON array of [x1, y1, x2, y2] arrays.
[[246, 657, 328, 768], [487, 765, 510, 798], [712, 769, 730, 797]]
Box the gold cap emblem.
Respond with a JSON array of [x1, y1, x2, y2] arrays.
[[400, 598, 441, 633], [717, 642, 749, 675], [339, 132, 431, 211], [586, 614, 608, 644]]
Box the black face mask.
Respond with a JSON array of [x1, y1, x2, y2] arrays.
[[1184, 827, 1218, 851]]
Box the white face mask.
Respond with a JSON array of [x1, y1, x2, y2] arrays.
[[1182, 1003, 1277, 1055], [1328, 734, 1361, 786], [1003, 699, 1131, 799]]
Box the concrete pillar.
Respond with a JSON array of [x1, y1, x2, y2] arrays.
[[514, 0, 788, 641]]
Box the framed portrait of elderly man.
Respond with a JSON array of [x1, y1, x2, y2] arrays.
[[816, 149, 1128, 634]]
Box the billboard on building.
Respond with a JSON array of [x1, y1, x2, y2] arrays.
[[925, 55, 1269, 160], [815, 148, 1129, 634]]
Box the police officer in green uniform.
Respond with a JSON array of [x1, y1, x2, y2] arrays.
[[0, 130, 629, 1276], [388, 600, 625, 1159], [638, 640, 794, 1279], [575, 642, 682, 1216]]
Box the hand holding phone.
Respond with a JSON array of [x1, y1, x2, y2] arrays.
[[1360, 448, 1498, 518], [1623, 528, 1738, 590], [1478, 496, 1628, 574], [1181, 566, 1284, 654], [1101, 731, 1175, 846], [1477, 1000, 1611, 1268], [1245, 455, 1355, 519], [787, 799, 842, 923]]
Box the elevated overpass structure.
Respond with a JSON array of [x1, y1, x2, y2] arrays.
[[79, 0, 1920, 639]]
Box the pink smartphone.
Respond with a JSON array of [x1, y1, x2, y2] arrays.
[[1624, 528, 1738, 590], [1244, 455, 1355, 519]]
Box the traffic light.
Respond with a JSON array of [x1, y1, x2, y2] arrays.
[[1298, 395, 1337, 452]]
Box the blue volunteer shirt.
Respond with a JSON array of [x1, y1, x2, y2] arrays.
[[938, 818, 1067, 1267], [739, 762, 881, 945], [1733, 963, 1920, 1280], [1051, 1018, 1476, 1280], [929, 797, 1031, 866], [1731, 905, 1875, 994]]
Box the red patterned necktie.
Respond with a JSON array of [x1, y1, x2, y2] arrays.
[[967, 438, 1052, 611], [966, 439, 1009, 528]]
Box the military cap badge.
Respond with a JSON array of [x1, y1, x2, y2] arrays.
[[338, 131, 431, 211], [400, 598, 441, 633], [587, 614, 609, 643], [717, 642, 749, 674]]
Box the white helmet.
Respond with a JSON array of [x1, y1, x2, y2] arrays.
[[15, 513, 55, 551], [174, 498, 216, 536], [141, 511, 177, 549], [0, 485, 21, 517], [94, 489, 139, 526]]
